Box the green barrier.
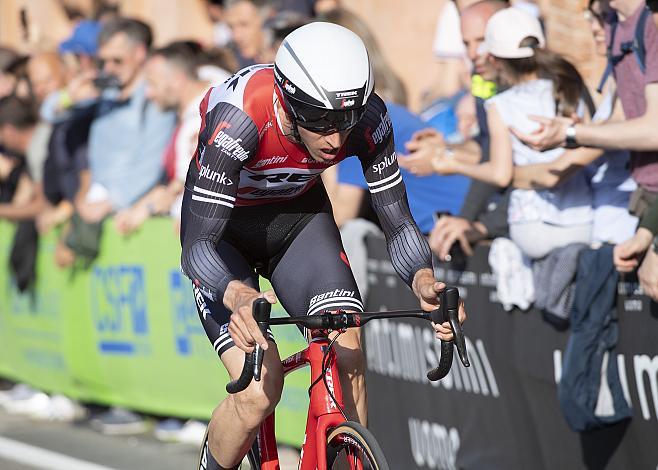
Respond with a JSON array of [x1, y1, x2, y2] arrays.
[[0, 220, 308, 445]]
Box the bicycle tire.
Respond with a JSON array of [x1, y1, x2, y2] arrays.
[[326, 421, 389, 470], [198, 425, 260, 470]]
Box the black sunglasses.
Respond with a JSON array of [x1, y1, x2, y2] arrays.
[[288, 98, 366, 133]]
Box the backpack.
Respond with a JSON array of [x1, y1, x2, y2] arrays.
[[597, 6, 652, 92]]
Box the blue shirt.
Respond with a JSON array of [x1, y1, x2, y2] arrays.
[[88, 82, 176, 209], [338, 102, 469, 233]]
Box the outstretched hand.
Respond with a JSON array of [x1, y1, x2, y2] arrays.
[[510, 115, 574, 151]]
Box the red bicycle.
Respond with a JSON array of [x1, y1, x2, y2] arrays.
[[199, 287, 470, 470]]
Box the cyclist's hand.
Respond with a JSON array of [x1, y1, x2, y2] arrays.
[[412, 269, 467, 341], [433, 297, 467, 342], [225, 282, 277, 353]]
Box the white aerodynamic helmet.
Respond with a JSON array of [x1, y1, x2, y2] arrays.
[[274, 22, 374, 132]]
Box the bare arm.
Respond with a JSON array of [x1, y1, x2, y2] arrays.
[[512, 146, 604, 190], [513, 84, 658, 151], [0, 177, 46, 221], [438, 103, 513, 187], [575, 84, 658, 150]]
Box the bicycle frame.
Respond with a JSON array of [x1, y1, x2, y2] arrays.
[[255, 332, 349, 470], [224, 288, 469, 469]]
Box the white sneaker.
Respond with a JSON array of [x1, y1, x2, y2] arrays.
[[0, 383, 38, 408], [3, 391, 51, 417], [43, 394, 87, 422], [154, 418, 185, 442], [175, 420, 208, 445]]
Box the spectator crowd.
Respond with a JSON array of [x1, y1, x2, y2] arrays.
[[1, 0, 658, 449]]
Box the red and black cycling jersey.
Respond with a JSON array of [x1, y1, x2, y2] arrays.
[[180, 64, 432, 301]]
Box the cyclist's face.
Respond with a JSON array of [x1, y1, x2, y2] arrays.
[[297, 125, 352, 163]]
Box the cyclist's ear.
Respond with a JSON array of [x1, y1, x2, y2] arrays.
[[261, 290, 278, 304]]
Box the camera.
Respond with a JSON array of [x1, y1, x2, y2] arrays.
[[93, 72, 121, 90]]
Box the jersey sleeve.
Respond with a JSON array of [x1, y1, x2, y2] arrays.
[[349, 96, 433, 287], [180, 98, 259, 302]]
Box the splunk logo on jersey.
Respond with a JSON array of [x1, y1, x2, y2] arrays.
[[372, 152, 397, 174], [408, 417, 460, 470], [209, 121, 250, 161], [199, 165, 233, 186]]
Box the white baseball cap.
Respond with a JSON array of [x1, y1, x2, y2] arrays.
[[478, 8, 545, 59]]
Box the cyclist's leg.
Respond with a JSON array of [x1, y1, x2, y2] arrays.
[[270, 211, 368, 425], [194, 240, 283, 469]]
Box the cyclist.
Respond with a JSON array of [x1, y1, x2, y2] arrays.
[[181, 22, 467, 469]]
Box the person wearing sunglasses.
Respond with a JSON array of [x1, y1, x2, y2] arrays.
[[179, 22, 467, 470]]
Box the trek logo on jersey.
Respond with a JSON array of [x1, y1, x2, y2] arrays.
[[247, 172, 315, 183], [251, 155, 287, 169], [366, 112, 393, 152], [199, 165, 233, 186], [372, 152, 397, 174], [209, 121, 250, 161]]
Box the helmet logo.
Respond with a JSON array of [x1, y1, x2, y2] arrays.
[[283, 80, 296, 95], [341, 99, 355, 108], [336, 90, 358, 98]]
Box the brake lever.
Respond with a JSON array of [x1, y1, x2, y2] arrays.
[[426, 286, 470, 382], [253, 298, 271, 382]]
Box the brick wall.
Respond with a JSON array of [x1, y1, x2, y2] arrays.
[[343, 0, 607, 109], [539, 0, 606, 87]]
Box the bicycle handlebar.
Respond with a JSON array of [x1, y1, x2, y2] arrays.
[[225, 287, 470, 394], [225, 298, 271, 394]]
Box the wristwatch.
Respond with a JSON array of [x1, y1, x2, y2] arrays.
[[565, 124, 579, 149]]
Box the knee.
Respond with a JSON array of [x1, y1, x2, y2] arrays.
[[231, 363, 283, 428]]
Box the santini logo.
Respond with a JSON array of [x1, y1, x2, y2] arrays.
[[252, 155, 287, 169], [199, 165, 233, 186]]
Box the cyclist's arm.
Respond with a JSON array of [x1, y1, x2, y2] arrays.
[[180, 101, 259, 303], [354, 104, 432, 287]]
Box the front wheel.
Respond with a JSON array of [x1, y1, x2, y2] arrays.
[[326, 421, 389, 470]]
